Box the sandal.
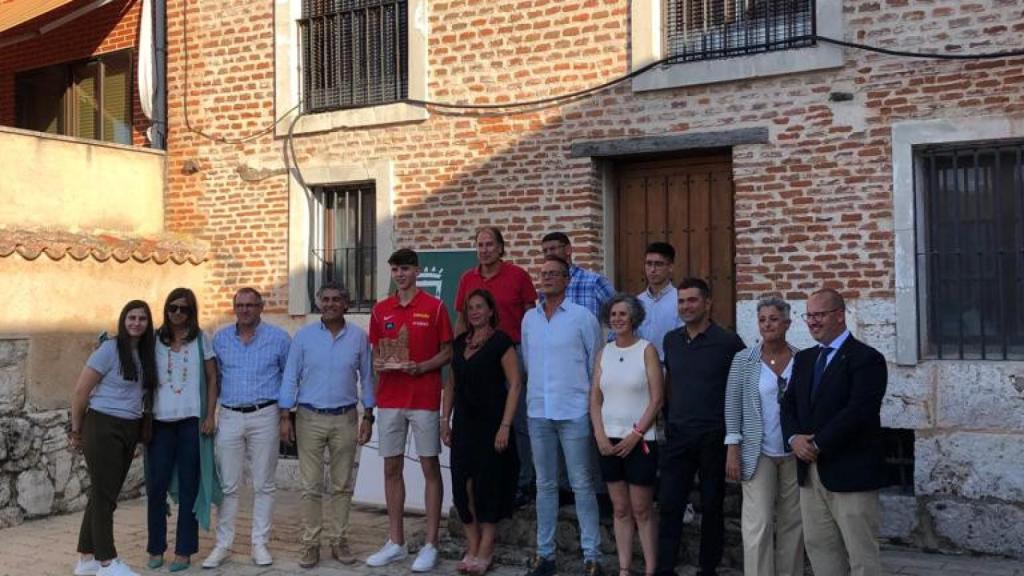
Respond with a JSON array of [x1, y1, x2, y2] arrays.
[[619, 568, 632, 576], [457, 555, 477, 573], [467, 556, 493, 575]]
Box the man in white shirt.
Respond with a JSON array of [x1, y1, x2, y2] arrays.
[[636, 242, 683, 361]]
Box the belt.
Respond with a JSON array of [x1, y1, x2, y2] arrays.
[[221, 400, 277, 413], [299, 403, 356, 415]]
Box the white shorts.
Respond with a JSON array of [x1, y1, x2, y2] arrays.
[[377, 408, 441, 458]]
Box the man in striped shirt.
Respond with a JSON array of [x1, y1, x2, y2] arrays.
[[204, 288, 291, 569]]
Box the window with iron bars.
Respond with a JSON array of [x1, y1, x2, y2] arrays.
[[300, 0, 409, 113], [915, 142, 1024, 361], [664, 0, 816, 62], [309, 183, 377, 313], [880, 428, 914, 495]]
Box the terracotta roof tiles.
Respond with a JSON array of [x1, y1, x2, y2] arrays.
[[0, 228, 208, 265]]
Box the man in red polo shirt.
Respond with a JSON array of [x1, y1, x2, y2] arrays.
[[454, 226, 537, 341], [366, 248, 453, 572], [454, 226, 537, 505]]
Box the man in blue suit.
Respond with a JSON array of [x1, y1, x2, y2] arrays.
[[781, 288, 887, 576]]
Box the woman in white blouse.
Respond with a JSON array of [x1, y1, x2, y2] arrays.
[[724, 296, 803, 576], [590, 293, 664, 576], [145, 288, 219, 572]]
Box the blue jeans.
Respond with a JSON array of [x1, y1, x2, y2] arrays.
[[528, 415, 601, 561], [146, 418, 200, 557]]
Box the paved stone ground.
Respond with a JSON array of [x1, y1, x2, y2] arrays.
[[0, 489, 1020, 576]]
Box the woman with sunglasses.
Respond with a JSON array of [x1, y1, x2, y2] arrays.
[[70, 300, 157, 576], [724, 295, 803, 576], [145, 288, 220, 572]]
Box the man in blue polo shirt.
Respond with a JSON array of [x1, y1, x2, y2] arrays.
[[279, 281, 375, 569], [204, 288, 290, 569]]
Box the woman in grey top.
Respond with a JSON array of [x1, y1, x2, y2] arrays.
[[68, 300, 158, 576], [724, 296, 803, 576]]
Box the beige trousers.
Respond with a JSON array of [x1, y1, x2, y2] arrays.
[[296, 408, 359, 548], [799, 463, 881, 576], [741, 454, 804, 576]]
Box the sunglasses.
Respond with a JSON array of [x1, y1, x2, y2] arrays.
[[167, 304, 192, 314]]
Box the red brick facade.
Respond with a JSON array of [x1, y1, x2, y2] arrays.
[[155, 0, 1024, 316]]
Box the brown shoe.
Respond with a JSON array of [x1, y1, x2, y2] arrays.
[[331, 541, 357, 565], [299, 546, 319, 569]]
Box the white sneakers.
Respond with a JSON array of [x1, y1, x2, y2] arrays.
[[411, 543, 439, 573], [73, 558, 101, 576], [201, 546, 231, 569], [366, 539, 409, 567], [365, 540, 437, 572], [251, 544, 273, 566], [94, 559, 138, 576], [200, 544, 271, 568]]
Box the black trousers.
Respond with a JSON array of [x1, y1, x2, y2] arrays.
[[77, 409, 139, 561], [655, 427, 727, 576]]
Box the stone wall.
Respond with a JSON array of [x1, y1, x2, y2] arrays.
[[738, 297, 1024, 558], [0, 338, 144, 528]]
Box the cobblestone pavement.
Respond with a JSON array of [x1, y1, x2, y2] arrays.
[[0, 489, 1020, 576]]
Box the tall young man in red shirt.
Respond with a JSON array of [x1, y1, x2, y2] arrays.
[[366, 249, 454, 572]]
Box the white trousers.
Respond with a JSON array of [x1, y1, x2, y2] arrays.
[[214, 403, 279, 548]]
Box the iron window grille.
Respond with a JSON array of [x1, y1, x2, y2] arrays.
[[881, 428, 914, 495], [309, 183, 377, 313], [664, 0, 815, 63], [915, 143, 1024, 361], [299, 0, 409, 113]]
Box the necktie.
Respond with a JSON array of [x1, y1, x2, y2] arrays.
[[812, 346, 833, 397]]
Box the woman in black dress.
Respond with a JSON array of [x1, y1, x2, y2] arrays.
[[442, 288, 522, 575]]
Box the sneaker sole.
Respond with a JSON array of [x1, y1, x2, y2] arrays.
[[366, 554, 409, 567]]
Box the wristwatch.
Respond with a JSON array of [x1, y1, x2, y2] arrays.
[[362, 408, 375, 424]]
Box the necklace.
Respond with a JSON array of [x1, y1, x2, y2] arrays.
[[763, 346, 790, 368], [466, 328, 493, 352], [165, 341, 189, 395]]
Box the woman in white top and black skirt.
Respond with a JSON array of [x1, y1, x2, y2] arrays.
[[590, 293, 664, 576]]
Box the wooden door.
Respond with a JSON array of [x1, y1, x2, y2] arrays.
[[615, 153, 736, 329]]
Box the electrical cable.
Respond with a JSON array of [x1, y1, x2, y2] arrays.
[[181, 25, 1024, 145], [181, 0, 298, 144]]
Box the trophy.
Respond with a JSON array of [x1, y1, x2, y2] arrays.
[[377, 325, 412, 371]]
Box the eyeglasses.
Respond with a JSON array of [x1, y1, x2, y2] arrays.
[[540, 270, 567, 279], [801, 308, 839, 322], [167, 304, 191, 314], [234, 302, 261, 309]]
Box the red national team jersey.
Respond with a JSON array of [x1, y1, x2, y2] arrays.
[[369, 289, 454, 410]]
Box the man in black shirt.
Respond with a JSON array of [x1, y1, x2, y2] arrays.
[[656, 278, 745, 576]]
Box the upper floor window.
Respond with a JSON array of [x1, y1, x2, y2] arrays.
[[664, 0, 815, 62], [915, 143, 1024, 360], [300, 0, 409, 113], [310, 183, 377, 312], [14, 50, 132, 145]]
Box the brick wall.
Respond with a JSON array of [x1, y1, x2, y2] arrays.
[[0, 0, 148, 146], [162, 0, 1024, 315]]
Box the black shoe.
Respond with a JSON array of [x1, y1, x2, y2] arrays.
[[584, 560, 603, 576], [514, 487, 533, 508], [524, 555, 557, 576]]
